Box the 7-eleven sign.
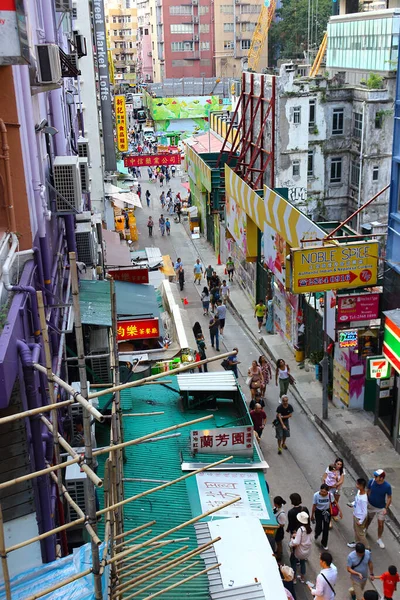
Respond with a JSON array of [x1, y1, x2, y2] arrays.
[[367, 356, 390, 380]]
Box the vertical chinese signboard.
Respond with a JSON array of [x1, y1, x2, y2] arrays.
[[190, 426, 254, 457], [115, 95, 128, 153]]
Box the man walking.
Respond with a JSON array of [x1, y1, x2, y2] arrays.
[[362, 593, 378, 600], [365, 469, 392, 549], [226, 256, 234, 281], [347, 543, 374, 600], [308, 552, 337, 600], [147, 216, 154, 237], [347, 478, 369, 549], [208, 315, 220, 351], [254, 299, 267, 333], [225, 348, 240, 377], [193, 259, 203, 285], [159, 214, 166, 236], [275, 395, 293, 454], [216, 300, 227, 337], [145, 189, 151, 207], [205, 264, 214, 287], [250, 403, 267, 438]]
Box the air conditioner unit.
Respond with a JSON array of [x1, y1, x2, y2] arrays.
[[147, 51, 152, 56], [55, 0, 72, 11], [194, 35, 199, 41], [53, 156, 82, 213], [193, 16, 199, 23], [77, 137, 90, 163], [69, 382, 98, 439], [65, 462, 87, 520], [36, 44, 62, 84], [67, 53, 79, 70], [75, 222, 97, 266], [89, 329, 111, 383], [192, 0, 198, 4], [79, 157, 90, 193], [75, 34, 87, 57]]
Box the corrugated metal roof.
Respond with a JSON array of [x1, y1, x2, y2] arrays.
[[79, 280, 112, 326], [145, 247, 163, 268], [177, 372, 237, 391], [115, 281, 162, 318]]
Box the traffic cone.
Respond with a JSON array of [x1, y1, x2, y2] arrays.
[[224, 267, 227, 275], [217, 253, 222, 266], [183, 297, 189, 305]]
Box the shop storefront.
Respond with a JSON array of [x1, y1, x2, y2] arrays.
[[380, 310, 400, 450]]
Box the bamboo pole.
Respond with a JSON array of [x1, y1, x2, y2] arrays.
[[114, 537, 220, 595], [119, 545, 187, 580], [0, 454, 83, 491], [115, 539, 189, 569], [115, 551, 163, 576], [33, 363, 104, 422], [105, 496, 236, 567], [114, 521, 156, 541], [140, 563, 221, 600], [25, 568, 93, 600], [120, 560, 201, 600], [97, 455, 233, 517], [88, 350, 238, 399], [0, 505, 11, 600], [6, 517, 86, 553], [49, 471, 101, 546], [114, 528, 152, 550], [37, 291, 63, 498], [124, 412, 164, 417], [0, 398, 74, 426], [41, 416, 103, 487]]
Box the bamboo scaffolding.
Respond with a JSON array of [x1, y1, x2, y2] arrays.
[[140, 563, 221, 600], [114, 537, 220, 595], [33, 362, 104, 422], [119, 560, 201, 600], [25, 568, 93, 600], [114, 521, 156, 541], [116, 539, 190, 569], [0, 455, 83, 491], [88, 350, 238, 399], [0, 505, 11, 600], [41, 416, 103, 487], [0, 398, 74, 426], [6, 517, 86, 553], [124, 412, 164, 417], [49, 471, 101, 546], [97, 455, 232, 517], [114, 528, 152, 550], [119, 545, 187, 580], [115, 551, 163, 576]]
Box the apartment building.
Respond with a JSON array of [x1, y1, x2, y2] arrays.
[[105, 0, 138, 84], [137, 0, 153, 82]]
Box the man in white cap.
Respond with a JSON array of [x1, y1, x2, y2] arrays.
[[365, 469, 392, 549]]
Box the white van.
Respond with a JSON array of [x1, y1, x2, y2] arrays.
[[143, 127, 156, 143]]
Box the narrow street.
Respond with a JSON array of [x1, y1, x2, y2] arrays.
[[132, 171, 400, 600]]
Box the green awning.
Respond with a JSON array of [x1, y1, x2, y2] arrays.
[[115, 281, 161, 318], [79, 280, 112, 327]]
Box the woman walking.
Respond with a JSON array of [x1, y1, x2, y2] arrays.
[[289, 512, 313, 583], [273, 496, 287, 562], [147, 216, 154, 237], [259, 355, 272, 399], [247, 360, 264, 401], [276, 358, 291, 398], [178, 265, 185, 291], [311, 484, 342, 551], [201, 287, 210, 316]]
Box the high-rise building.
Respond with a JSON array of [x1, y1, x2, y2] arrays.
[[148, 0, 266, 81], [137, 0, 153, 82], [105, 0, 138, 85]]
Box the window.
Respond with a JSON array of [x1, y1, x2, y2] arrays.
[[170, 23, 194, 33], [353, 112, 363, 139], [292, 160, 300, 177], [308, 150, 314, 177], [200, 41, 210, 50], [224, 22, 234, 32], [170, 5, 192, 14], [350, 159, 360, 188], [373, 165, 379, 181], [332, 108, 344, 135], [224, 40, 234, 49], [309, 99, 316, 127], [241, 22, 256, 32], [144, 28, 149, 35], [241, 39, 251, 50], [330, 157, 342, 183], [200, 23, 210, 33], [240, 4, 259, 12], [293, 106, 301, 124], [199, 5, 209, 13], [220, 4, 234, 12], [375, 112, 383, 129], [113, 16, 117, 23], [171, 41, 193, 51]]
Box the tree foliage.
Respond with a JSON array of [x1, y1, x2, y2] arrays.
[[269, 0, 333, 65]]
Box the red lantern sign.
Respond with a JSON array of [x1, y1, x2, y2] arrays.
[[124, 154, 181, 168], [117, 318, 159, 341]]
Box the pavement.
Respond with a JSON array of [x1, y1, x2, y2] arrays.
[[130, 168, 400, 599]]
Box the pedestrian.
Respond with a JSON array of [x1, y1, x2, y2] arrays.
[[276, 358, 291, 398], [216, 300, 227, 336], [208, 315, 220, 351], [275, 395, 293, 454], [160, 191, 165, 208], [201, 286, 210, 316], [159, 214, 166, 236], [175, 201, 182, 223], [147, 216, 154, 237], [362, 592, 379, 600], [166, 188, 172, 200], [166, 169, 171, 184], [287, 493, 310, 535], [259, 355, 272, 398], [254, 299, 267, 333], [323, 458, 346, 503], [196, 333, 208, 373], [137, 167, 141, 178], [174, 257, 183, 272], [250, 403, 267, 438], [165, 218, 171, 235], [168, 199, 174, 215], [307, 552, 337, 600], [273, 496, 287, 562], [178, 265, 185, 291], [145, 189, 151, 207], [226, 256, 235, 281], [347, 543, 374, 600], [205, 264, 214, 287], [159, 172, 164, 186], [372, 565, 400, 600], [289, 511, 313, 584], [347, 478, 369, 549], [311, 483, 341, 550], [266, 296, 274, 333], [171, 164, 176, 177], [220, 279, 230, 304], [365, 469, 392, 549], [193, 258, 203, 285], [148, 167, 153, 181], [193, 321, 203, 339], [247, 360, 264, 401], [281, 566, 296, 600], [223, 348, 240, 377], [137, 183, 141, 199], [210, 282, 220, 313]]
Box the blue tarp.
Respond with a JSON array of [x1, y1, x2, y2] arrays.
[[0, 543, 108, 600]]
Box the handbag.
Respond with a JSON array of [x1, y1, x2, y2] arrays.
[[221, 359, 229, 370], [272, 418, 280, 428], [288, 374, 296, 385], [330, 494, 339, 517]]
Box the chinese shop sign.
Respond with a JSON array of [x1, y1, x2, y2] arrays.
[[337, 293, 380, 323], [108, 268, 149, 284], [117, 318, 159, 341], [339, 329, 358, 349], [195, 471, 270, 520], [190, 426, 254, 457], [115, 95, 128, 152], [124, 154, 181, 168]]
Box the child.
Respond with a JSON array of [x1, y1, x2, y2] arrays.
[[373, 565, 400, 599], [325, 464, 340, 488]]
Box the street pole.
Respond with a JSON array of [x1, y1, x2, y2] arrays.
[[322, 291, 329, 420], [70, 252, 103, 599]]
